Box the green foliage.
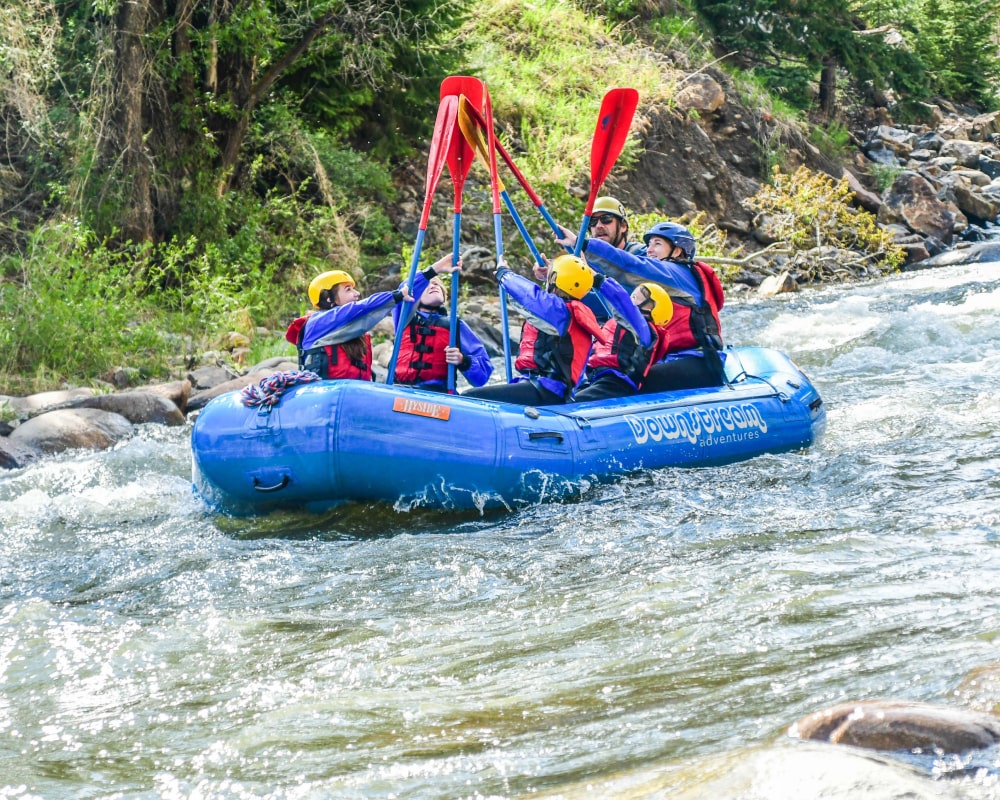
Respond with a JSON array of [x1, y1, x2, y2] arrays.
[[868, 163, 904, 193], [0, 222, 173, 393], [810, 121, 854, 161], [743, 166, 905, 270], [912, 0, 1000, 108], [752, 66, 817, 111], [460, 0, 669, 185]]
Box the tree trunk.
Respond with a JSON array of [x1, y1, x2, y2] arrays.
[[115, 0, 155, 243], [819, 57, 838, 119]]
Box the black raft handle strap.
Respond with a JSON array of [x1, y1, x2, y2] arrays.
[[253, 475, 290, 493]]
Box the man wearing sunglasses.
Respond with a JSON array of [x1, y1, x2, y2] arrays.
[[586, 196, 645, 256]]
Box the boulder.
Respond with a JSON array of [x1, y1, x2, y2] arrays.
[[789, 700, 1000, 754], [186, 364, 240, 390], [134, 380, 192, 414], [186, 370, 278, 412], [955, 664, 1000, 714], [920, 240, 1000, 266], [674, 73, 725, 115], [2, 387, 96, 416], [75, 392, 186, 426], [8, 408, 133, 454], [940, 139, 984, 167], [951, 180, 1000, 224], [867, 125, 918, 157], [0, 436, 39, 469], [758, 271, 799, 296], [878, 171, 956, 242]]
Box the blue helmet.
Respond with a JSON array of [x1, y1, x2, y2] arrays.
[[643, 222, 695, 261]]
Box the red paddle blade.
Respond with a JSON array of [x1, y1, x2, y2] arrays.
[[440, 77, 484, 209], [482, 84, 503, 215], [585, 87, 639, 215], [420, 94, 460, 229]]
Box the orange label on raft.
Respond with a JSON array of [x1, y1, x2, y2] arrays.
[[392, 396, 451, 421]]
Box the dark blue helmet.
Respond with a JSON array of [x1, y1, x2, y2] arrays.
[[643, 222, 695, 261]]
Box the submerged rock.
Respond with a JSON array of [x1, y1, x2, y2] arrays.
[[788, 700, 1000, 754]]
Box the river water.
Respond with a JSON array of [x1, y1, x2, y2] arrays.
[[2, 260, 1000, 799]]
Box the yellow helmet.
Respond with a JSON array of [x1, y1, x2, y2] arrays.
[[638, 283, 674, 326], [547, 254, 595, 300], [308, 270, 355, 308], [592, 196, 627, 220]]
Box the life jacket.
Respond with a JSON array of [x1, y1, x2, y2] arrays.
[[515, 300, 600, 395], [588, 319, 666, 387], [664, 261, 726, 383], [297, 324, 373, 381], [394, 311, 451, 385]]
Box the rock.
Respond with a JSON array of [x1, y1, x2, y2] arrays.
[[863, 140, 900, 166], [8, 408, 133, 454], [916, 130, 945, 151], [878, 170, 956, 243], [789, 700, 1000, 754], [372, 341, 393, 369], [900, 241, 931, 265], [186, 364, 240, 390], [250, 356, 298, 373], [978, 155, 1000, 180], [843, 168, 881, 213], [920, 241, 1000, 267], [939, 139, 985, 168], [75, 392, 186, 426], [186, 369, 278, 412], [5, 387, 96, 416], [758, 271, 798, 296], [674, 73, 725, 115], [0, 436, 39, 469], [951, 180, 1000, 225], [868, 125, 918, 157], [954, 664, 1000, 714], [135, 380, 192, 414], [969, 110, 1000, 141]]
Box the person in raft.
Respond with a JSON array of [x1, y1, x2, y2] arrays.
[[464, 253, 643, 405], [285, 254, 459, 381], [390, 272, 493, 392], [546, 195, 646, 324], [554, 220, 727, 392], [573, 282, 674, 402]]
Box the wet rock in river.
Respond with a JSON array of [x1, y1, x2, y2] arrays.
[[788, 699, 1000, 754]]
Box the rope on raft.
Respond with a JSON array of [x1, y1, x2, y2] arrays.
[[241, 370, 321, 408]]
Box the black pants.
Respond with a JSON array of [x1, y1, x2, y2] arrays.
[[463, 380, 565, 405], [639, 358, 724, 394], [574, 374, 636, 402]]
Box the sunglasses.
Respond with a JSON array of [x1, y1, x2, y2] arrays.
[[588, 214, 618, 228]]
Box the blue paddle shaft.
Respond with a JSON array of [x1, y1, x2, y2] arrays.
[[386, 228, 426, 385], [448, 213, 461, 392]]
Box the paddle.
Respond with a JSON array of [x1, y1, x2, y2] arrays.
[[386, 95, 459, 385], [457, 96, 546, 269], [459, 100, 567, 251], [440, 76, 483, 393], [573, 88, 639, 257], [483, 84, 514, 382]]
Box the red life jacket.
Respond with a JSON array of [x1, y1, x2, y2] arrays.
[[515, 300, 602, 389], [394, 314, 451, 385], [588, 319, 670, 386], [664, 261, 724, 353], [300, 332, 373, 381]]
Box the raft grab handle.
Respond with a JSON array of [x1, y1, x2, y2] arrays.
[[253, 474, 291, 493], [528, 431, 564, 443]]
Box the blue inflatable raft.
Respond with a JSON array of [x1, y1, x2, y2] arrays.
[[191, 346, 825, 514]]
